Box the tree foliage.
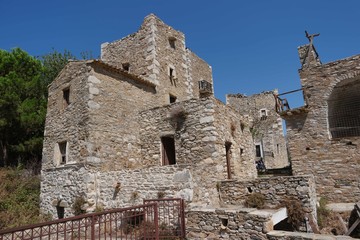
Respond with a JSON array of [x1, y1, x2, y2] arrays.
[[0, 48, 76, 170]]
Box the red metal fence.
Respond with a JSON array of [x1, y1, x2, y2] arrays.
[[144, 198, 185, 239], [0, 199, 185, 240]]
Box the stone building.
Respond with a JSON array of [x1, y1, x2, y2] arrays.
[[40, 14, 257, 217], [279, 39, 360, 203], [227, 91, 289, 169]]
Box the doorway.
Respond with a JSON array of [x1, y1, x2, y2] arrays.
[[161, 136, 176, 165]]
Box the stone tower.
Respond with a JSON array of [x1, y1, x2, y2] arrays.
[[101, 14, 214, 104], [227, 91, 289, 169]]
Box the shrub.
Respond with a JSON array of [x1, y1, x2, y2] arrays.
[[72, 196, 86, 216], [282, 198, 305, 230], [157, 191, 165, 199], [244, 192, 265, 209], [317, 197, 330, 228]]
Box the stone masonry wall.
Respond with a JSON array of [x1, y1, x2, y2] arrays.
[[212, 98, 257, 179], [100, 17, 152, 82], [84, 64, 157, 170], [219, 176, 317, 218], [42, 61, 91, 170], [227, 92, 289, 169], [187, 208, 274, 240], [101, 14, 213, 104], [186, 50, 213, 99], [40, 165, 194, 218], [138, 96, 256, 207], [284, 53, 360, 202]]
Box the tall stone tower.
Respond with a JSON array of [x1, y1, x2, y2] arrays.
[[101, 14, 214, 104]]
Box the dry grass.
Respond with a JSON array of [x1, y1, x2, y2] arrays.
[[0, 167, 51, 230]]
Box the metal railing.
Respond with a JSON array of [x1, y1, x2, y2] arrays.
[[0, 199, 186, 240], [144, 198, 185, 239]]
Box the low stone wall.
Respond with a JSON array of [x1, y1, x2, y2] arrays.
[[267, 230, 353, 240], [219, 175, 317, 217], [41, 164, 194, 218], [187, 207, 278, 240]]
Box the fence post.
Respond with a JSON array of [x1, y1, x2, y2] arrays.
[[154, 203, 159, 240], [91, 215, 95, 240], [180, 199, 186, 238]]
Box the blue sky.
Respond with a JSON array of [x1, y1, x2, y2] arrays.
[[1, 0, 359, 106]]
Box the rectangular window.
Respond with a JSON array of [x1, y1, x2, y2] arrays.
[[58, 141, 67, 164], [169, 37, 176, 49], [169, 68, 174, 78], [63, 88, 70, 108], [255, 144, 261, 157], [260, 109, 267, 120], [161, 136, 176, 165]]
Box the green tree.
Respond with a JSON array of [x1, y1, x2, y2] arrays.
[[0, 48, 46, 168], [0, 48, 85, 170]]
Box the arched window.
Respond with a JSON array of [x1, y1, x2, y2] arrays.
[[328, 78, 360, 138]]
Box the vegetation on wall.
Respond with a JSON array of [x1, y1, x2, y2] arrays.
[[244, 192, 265, 209]]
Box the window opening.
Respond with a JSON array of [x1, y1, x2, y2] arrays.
[[225, 142, 232, 179], [161, 136, 176, 165], [169, 67, 177, 85], [328, 79, 360, 138], [169, 94, 177, 103], [59, 141, 67, 164], [240, 148, 244, 155], [122, 63, 130, 71], [169, 37, 176, 49], [255, 144, 261, 157], [260, 109, 267, 120], [276, 144, 279, 154], [63, 88, 70, 108]]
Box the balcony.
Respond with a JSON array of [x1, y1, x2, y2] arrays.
[[198, 80, 212, 96]]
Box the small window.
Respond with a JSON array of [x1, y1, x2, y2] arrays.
[[255, 144, 262, 157], [169, 67, 177, 85], [122, 63, 130, 71], [240, 148, 244, 155], [260, 109, 267, 120], [169, 68, 174, 78], [63, 88, 70, 108], [169, 94, 177, 103], [169, 37, 176, 49], [58, 141, 67, 164]]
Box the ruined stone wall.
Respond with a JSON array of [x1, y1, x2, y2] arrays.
[[227, 92, 289, 169], [219, 176, 317, 218], [285, 54, 360, 202], [42, 61, 91, 170]]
